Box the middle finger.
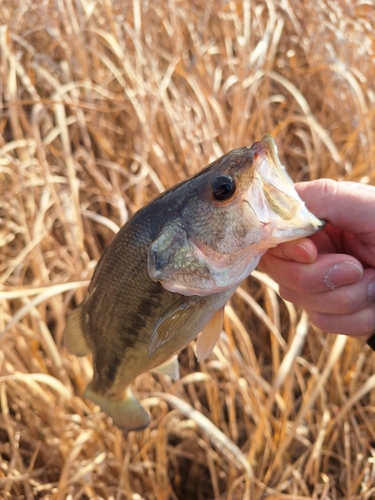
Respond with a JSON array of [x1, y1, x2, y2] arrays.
[[259, 253, 363, 293], [278, 268, 375, 314]]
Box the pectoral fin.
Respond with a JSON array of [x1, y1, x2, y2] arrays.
[[195, 308, 224, 361], [148, 296, 200, 357], [151, 354, 180, 380], [64, 304, 91, 356], [84, 385, 150, 431]]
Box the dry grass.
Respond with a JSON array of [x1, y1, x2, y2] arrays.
[[1, 0, 375, 498]]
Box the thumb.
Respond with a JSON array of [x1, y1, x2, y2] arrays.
[[295, 179, 375, 234]]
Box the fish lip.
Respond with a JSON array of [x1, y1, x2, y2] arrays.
[[259, 134, 281, 168]]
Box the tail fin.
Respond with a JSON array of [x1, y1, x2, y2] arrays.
[[64, 304, 91, 356], [84, 385, 150, 431]]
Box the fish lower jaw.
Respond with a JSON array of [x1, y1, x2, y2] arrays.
[[270, 223, 321, 242], [265, 203, 324, 241]]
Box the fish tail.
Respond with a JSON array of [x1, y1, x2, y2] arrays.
[[83, 384, 150, 431], [64, 304, 91, 356]]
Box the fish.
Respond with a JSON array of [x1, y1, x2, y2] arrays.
[[64, 134, 324, 431]]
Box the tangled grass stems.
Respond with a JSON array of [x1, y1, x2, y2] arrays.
[[1, 0, 375, 498]]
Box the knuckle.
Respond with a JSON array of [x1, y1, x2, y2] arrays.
[[318, 178, 339, 201], [339, 288, 361, 313], [293, 269, 313, 293]]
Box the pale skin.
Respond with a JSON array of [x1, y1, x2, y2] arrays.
[[259, 179, 375, 341]]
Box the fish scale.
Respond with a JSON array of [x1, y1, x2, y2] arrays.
[[86, 213, 178, 392]]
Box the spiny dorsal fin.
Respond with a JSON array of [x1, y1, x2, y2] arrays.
[[195, 307, 224, 361], [64, 304, 91, 356], [151, 354, 180, 380], [148, 296, 200, 357]]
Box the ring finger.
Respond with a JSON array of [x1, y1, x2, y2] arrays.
[[307, 304, 375, 338]]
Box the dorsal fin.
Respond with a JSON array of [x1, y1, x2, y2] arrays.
[[64, 304, 91, 356]]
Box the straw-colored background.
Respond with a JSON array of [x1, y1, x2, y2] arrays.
[[1, 1, 375, 498]]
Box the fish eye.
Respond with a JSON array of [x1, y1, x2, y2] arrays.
[[210, 175, 236, 201]]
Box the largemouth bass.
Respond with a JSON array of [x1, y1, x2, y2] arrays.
[[64, 135, 323, 431]]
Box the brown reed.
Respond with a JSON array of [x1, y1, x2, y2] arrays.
[[1, 1, 375, 498]]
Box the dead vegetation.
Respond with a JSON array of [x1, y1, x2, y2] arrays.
[[1, 0, 375, 498]]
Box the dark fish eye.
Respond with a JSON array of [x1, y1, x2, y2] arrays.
[[210, 174, 236, 201]]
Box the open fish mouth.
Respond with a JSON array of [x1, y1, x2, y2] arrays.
[[245, 134, 325, 238]]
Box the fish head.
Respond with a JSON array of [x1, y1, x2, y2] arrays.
[[148, 135, 325, 296]]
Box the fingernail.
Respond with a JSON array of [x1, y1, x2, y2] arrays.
[[325, 261, 363, 288], [280, 243, 315, 263]]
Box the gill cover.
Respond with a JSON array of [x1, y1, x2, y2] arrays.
[[148, 218, 262, 297], [147, 220, 213, 295]]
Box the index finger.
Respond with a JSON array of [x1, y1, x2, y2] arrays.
[[258, 252, 363, 293]]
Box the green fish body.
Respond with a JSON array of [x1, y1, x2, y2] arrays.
[[64, 135, 324, 430]]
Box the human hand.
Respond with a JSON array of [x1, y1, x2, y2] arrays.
[[258, 179, 375, 340]]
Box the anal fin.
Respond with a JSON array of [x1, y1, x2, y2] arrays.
[[151, 354, 180, 380], [84, 385, 150, 431], [64, 304, 91, 356], [196, 307, 224, 361]]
